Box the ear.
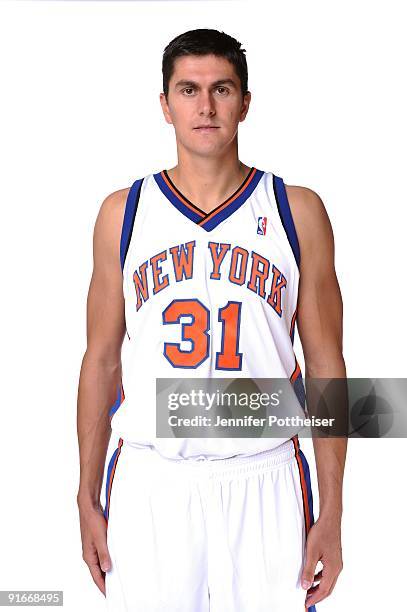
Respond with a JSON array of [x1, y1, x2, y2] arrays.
[[239, 91, 251, 122], [159, 92, 173, 126]]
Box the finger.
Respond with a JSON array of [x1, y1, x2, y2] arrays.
[[92, 514, 113, 573], [305, 573, 335, 607], [306, 569, 341, 606], [314, 562, 342, 598], [95, 534, 112, 573], [88, 562, 106, 596], [301, 555, 320, 590], [82, 547, 106, 596], [326, 574, 339, 597]]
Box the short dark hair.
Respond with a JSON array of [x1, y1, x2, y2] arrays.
[[162, 28, 248, 99]]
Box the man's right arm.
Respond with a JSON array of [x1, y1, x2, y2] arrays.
[[76, 187, 129, 595]]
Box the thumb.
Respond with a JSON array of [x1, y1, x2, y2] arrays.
[[301, 557, 317, 590], [95, 515, 112, 573], [99, 551, 112, 573], [97, 541, 112, 573]]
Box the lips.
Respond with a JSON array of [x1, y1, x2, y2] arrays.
[[194, 126, 219, 130]]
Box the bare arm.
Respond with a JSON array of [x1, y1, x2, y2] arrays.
[[287, 185, 347, 608], [76, 187, 129, 595]]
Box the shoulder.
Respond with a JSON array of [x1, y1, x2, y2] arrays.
[[97, 187, 131, 225], [93, 187, 131, 259], [284, 184, 334, 258], [285, 184, 328, 227]]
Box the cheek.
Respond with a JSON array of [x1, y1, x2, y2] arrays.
[[171, 105, 193, 127], [221, 101, 240, 119], [224, 108, 240, 124]]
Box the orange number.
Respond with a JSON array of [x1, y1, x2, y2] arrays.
[[163, 299, 242, 370]]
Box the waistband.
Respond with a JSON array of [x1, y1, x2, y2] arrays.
[[121, 438, 297, 480]]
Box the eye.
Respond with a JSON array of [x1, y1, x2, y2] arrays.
[[216, 86, 229, 95], [182, 87, 195, 95]]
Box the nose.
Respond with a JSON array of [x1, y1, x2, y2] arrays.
[[198, 90, 216, 117]]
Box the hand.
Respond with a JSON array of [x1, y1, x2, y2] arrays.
[[77, 498, 112, 597], [301, 516, 343, 608]]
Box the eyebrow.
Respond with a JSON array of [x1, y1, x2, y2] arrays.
[[174, 78, 237, 89]]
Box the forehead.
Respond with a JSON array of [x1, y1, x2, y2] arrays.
[[171, 54, 237, 83]]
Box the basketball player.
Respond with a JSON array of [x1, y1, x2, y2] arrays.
[[77, 29, 347, 611]]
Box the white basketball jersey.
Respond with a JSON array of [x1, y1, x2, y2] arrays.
[[109, 167, 306, 460]]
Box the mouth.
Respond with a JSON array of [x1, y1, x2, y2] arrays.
[[193, 126, 220, 132]]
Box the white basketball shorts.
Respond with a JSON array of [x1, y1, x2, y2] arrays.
[[103, 436, 316, 612]]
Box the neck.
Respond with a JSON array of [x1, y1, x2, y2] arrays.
[[167, 151, 252, 214]]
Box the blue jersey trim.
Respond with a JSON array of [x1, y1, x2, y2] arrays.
[[153, 168, 265, 231], [298, 447, 316, 612], [108, 383, 124, 418], [154, 170, 204, 224], [103, 439, 123, 521], [294, 438, 317, 612], [273, 175, 301, 269], [293, 373, 306, 412], [202, 169, 265, 231], [120, 178, 144, 272]]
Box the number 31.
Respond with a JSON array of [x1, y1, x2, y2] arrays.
[[162, 298, 243, 370]]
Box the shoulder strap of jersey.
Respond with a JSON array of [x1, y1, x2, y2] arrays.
[[272, 174, 301, 269], [120, 178, 144, 272]]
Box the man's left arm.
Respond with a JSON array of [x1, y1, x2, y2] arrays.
[[287, 184, 347, 609]]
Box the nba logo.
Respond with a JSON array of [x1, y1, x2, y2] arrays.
[[257, 216, 267, 235]]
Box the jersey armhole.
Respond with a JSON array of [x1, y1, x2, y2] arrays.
[[272, 174, 301, 270], [120, 177, 144, 272]]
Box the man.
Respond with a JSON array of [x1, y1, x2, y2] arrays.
[[77, 28, 346, 611]]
